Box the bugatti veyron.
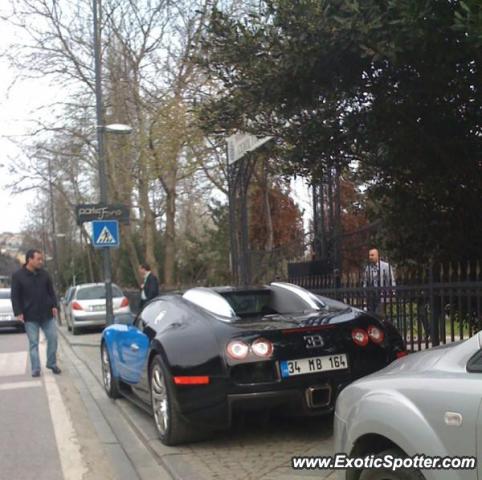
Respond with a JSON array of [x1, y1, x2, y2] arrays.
[[100, 282, 406, 445]]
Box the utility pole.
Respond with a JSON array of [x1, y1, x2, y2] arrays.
[[47, 156, 61, 291], [93, 0, 114, 325]]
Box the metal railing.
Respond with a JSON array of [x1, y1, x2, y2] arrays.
[[289, 261, 482, 351]]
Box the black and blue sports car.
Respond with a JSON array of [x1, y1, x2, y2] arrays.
[[101, 282, 406, 445]]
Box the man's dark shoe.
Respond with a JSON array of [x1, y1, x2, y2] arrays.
[[32, 370, 41, 377], [48, 366, 61, 375]]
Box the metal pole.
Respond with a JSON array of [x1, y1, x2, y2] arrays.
[[47, 157, 61, 293], [312, 184, 320, 258], [226, 146, 239, 284], [334, 166, 342, 286], [239, 157, 251, 286], [93, 0, 114, 325]]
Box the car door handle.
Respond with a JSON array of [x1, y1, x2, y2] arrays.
[[130, 343, 140, 352]]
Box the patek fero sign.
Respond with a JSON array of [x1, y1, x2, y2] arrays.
[[75, 203, 130, 225]]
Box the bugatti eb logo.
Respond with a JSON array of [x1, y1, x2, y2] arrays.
[[304, 334, 324, 349]]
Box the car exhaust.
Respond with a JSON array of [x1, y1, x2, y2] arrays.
[[305, 384, 332, 409]]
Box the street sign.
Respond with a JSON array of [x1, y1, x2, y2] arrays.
[[76, 203, 130, 225], [226, 132, 272, 165], [92, 220, 120, 248]]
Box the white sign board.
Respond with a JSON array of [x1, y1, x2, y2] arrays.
[[226, 132, 272, 164]]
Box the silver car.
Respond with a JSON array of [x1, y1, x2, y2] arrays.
[[65, 283, 130, 335], [335, 333, 482, 480], [0, 288, 24, 332]]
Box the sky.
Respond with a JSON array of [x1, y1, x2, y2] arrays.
[[0, 5, 314, 237], [0, 12, 49, 233]]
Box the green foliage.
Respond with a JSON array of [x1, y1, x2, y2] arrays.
[[176, 201, 231, 286], [198, 0, 482, 263]]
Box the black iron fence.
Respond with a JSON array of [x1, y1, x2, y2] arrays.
[[289, 261, 482, 351]]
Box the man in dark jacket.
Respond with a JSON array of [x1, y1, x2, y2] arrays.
[[138, 263, 159, 310], [11, 249, 61, 377]]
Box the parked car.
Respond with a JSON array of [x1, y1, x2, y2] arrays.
[[334, 332, 482, 480], [100, 282, 406, 445], [0, 288, 24, 332], [59, 286, 75, 325], [64, 283, 130, 335]]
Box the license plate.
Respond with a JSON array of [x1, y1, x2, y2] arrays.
[[280, 354, 348, 378], [0, 314, 13, 320], [91, 305, 105, 312]]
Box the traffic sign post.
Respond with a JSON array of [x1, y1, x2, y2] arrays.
[[226, 132, 272, 285], [92, 220, 120, 248]]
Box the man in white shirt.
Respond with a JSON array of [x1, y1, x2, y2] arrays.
[[363, 248, 396, 315], [138, 263, 159, 310]]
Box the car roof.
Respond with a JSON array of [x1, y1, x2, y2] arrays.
[[75, 283, 119, 289], [210, 286, 270, 294]]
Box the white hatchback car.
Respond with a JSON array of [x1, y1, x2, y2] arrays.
[[0, 288, 24, 332], [64, 283, 130, 335]]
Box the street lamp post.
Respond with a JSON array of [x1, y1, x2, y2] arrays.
[[93, 0, 131, 325], [93, 0, 115, 325]]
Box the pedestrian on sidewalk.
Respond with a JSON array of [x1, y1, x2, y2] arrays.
[[138, 263, 159, 311], [11, 249, 61, 377]]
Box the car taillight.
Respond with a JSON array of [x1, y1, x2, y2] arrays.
[[226, 340, 249, 360], [72, 301, 83, 311], [367, 325, 384, 344], [173, 376, 210, 385], [251, 338, 273, 358], [396, 351, 408, 359], [120, 297, 129, 308], [352, 328, 369, 347]]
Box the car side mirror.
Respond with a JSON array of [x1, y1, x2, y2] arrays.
[[114, 312, 135, 326]]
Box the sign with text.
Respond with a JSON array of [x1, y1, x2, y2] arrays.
[[226, 132, 272, 165], [76, 203, 130, 225]]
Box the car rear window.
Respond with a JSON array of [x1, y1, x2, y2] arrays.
[[0, 290, 11, 299], [219, 291, 276, 317], [76, 285, 123, 300]]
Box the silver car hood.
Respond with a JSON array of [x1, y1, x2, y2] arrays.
[[361, 332, 481, 380], [336, 333, 482, 423]]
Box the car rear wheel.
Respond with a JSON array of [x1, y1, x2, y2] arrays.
[[150, 355, 205, 446], [359, 449, 425, 480], [72, 324, 80, 335], [101, 343, 121, 399]]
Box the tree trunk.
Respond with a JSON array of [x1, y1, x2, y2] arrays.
[[138, 173, 159, 277], [164, 183, 176, 288], [80, 226, 95, 282], [121, 223, 141, 283]]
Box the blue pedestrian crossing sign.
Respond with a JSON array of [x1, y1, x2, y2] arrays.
[[92, 220, 120, 248]]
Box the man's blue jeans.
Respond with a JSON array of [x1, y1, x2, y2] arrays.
[[24, 318, 58, 372]]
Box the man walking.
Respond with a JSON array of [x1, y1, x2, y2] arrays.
[[363, 247, 396, 315], [11, 249, 61, 377], [138, 263, 159, 310]]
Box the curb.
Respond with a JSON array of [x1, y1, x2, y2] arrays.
[[58, 332, 173, 480]]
